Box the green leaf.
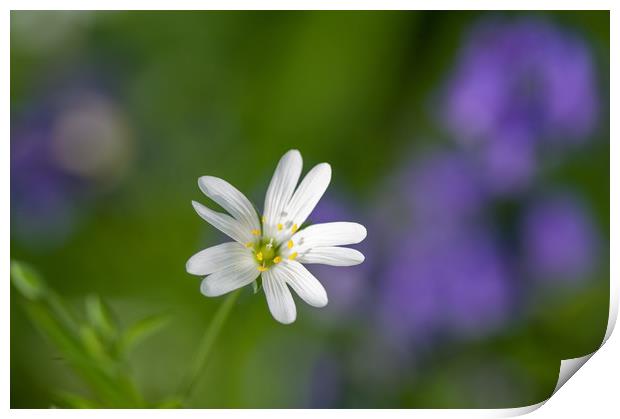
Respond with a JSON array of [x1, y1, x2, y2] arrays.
[[79, 326, 107, 359], [10, 260, 47, 300], [85, 295, 119, 342], [120, 313, 169, 353]]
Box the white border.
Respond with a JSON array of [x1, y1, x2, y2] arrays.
[[4, 2, 616, 418]]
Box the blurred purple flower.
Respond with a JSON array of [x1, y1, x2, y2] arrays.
[[405, 150, 487, 226], [521, 195, 598, 282], [11, 110, 82, 246], [379, 228, 514, 343], [11, 83, 133, 247], [443, 19, 598, 144], [481, 123, 537, 194]]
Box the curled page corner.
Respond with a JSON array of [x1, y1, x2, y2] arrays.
[[494, 356, 600, 417], [498, 285, 617, 417], [553, 353, 594, 393]]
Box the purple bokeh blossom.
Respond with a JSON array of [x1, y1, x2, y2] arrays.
[[379, 228, 514, 343], [405, 150, 487, 227], [444, 19, 598, 144], [11, 108, 82, 246], [521, 195, 598, 282], [11, 80, 133, 248], [480, 123, 537, 194], [441, 19, 599, 195]]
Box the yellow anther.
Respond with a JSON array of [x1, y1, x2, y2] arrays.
[[261, 215, 266, 223], [245, 242, 254, 248], [256, 251, 263, 261], [251, 229, 260, 236], [273, 256, 282, 264], [287, 240, 294, 249], [257, 265, 268, 272], [277, 223, 283, 231], [288, 252, 298, 261], [291, 224, 299, 233]]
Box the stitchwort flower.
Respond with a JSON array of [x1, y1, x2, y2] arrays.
[[186, 150, 367, 324]]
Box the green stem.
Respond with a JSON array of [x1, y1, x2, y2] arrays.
[[179, 289, 240, 403]]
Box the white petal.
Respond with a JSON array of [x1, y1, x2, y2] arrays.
[[198, 176, 260, 231], [186, 242, 252, 275], [291, 222, 367, 251], [285, 162, 331, 230], [200, 257, 258, 297], [275, 261, 328, 307], [297, 247, 365, 267], [192, 201, 252, 244], [263, 150, 302, 237], [262, 268, 297, 324]]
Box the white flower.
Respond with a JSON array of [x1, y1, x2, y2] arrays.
[[186, 149, 367, 324]]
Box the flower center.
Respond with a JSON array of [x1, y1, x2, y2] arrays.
[[246, 219, 301, 271], [247, 237, 282, 271]]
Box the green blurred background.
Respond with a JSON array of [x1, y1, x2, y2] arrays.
[[11, 11, 609, 408]]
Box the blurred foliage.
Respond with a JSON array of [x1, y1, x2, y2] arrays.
[[11, 261, 174, 408]]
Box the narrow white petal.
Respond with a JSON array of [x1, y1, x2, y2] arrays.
[[291, 222, 367, 251], [285, 162, 331, 230], [262, 269, 297, 324], [263, 150, 302, 237], [297, 247, 365, 267], [198, 176, 260, 231], [275, 261, 328, 308], [200, 257, 258, 297], [186, 242, 252, 275], [192, 201, 252, 244]]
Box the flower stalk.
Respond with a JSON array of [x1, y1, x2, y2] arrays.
[[179, 289, 240, 402]]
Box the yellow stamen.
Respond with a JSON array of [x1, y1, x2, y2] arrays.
[[261, 215, 266, 223], [273, 256, 282, 264], [277, 223, 283, 231], [288, 252, 298, 261], [291, 224, 299, 233], [287, 240, 294, 249], [251, 229, 260, 236], [257, 265, 268, 272], [256, 252, 263, 261]]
